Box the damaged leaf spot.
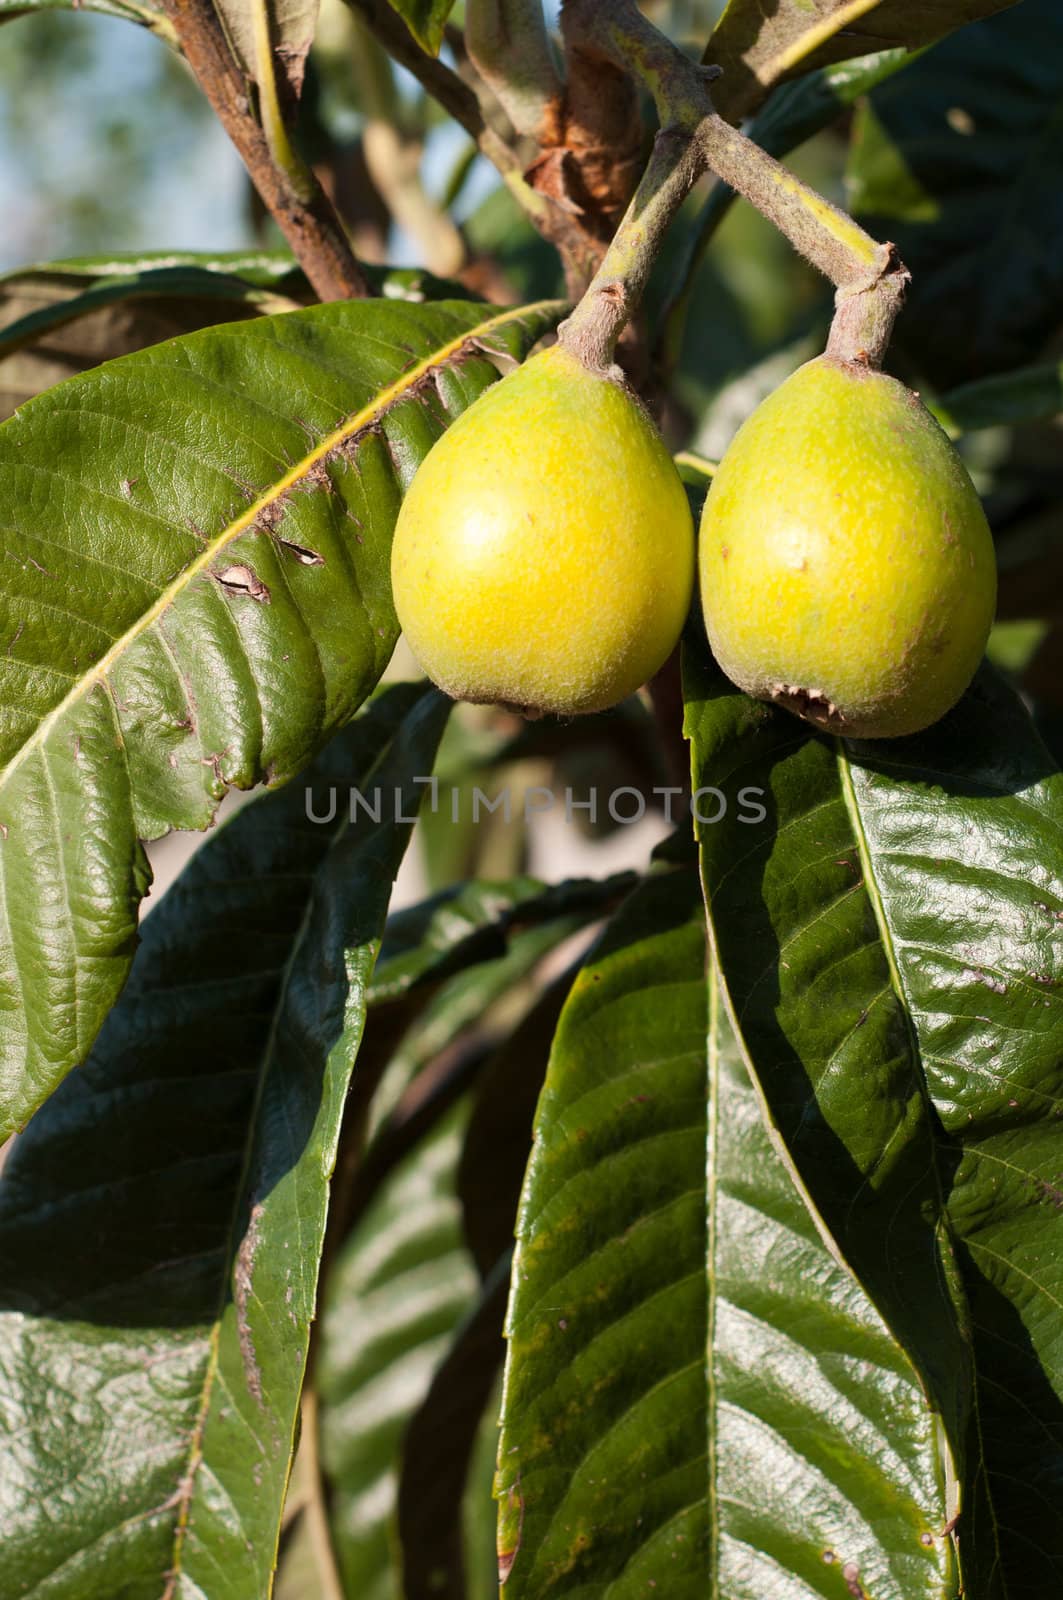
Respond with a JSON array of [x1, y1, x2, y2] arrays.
[[842, 1561, 868, 1598], [497, 1478, 524, 1585], [234, 1202, 265, 1406], [278, 539, 325, 567], [214, 565, 271, 604]]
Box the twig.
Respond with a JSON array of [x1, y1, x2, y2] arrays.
[[558, 0, 908, 373], [160, 0, 372, 302]]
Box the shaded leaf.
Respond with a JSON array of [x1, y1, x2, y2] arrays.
[[366, 916, 584, 1142], [381, 0, 455, 55], [0, 294, 564, 1139], [848, 0, 1063, 387], [214, 0, 320, 102], [708, 0, 1020, 120], [458, 969, 574, 1276], [932, 361, 1063, 437], [464, 1371, 506, 1600], [371, 871, 635, 1005], [397, 1256, 510, 1600], [0, 253, 471, 418], [749, 45, 924, 156], [319, 1099, 479, 1600], [685, 637, 1063, 1593], [0, 681, 450, 1600]]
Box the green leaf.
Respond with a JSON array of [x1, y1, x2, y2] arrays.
[[365, 917, 580, 1143], [932, 362, 1063, 437], [685, 639, 1063, 1592], [319, 1100, 479, 1600], [0, 681, 450, 1600], [371, 872, 635, 1006], [381, 0, 455, 55], [458, 970, 573, 1276], [749, 46, 925, 157], [498, 865, 959, 1595], [848, 0, 1063, 387], [0, 294, 564, 1141], [213, 0, 320, 101], [496, 869, 712, 1596], [703, 975, 958, 1598], [0, 254, 473, 418], [397, 1257, 510, 1600], [707, 0, 1020, 120]]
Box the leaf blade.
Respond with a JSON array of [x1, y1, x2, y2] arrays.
[[0, 295, 564, 1137], [0, 681, 449, 1600], [707, 0, 1021, 121]]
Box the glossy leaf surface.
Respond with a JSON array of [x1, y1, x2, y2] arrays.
[[382, 0, 455, 55], [685, 640, 1063, 1594], [498, 864, 960, 1595]]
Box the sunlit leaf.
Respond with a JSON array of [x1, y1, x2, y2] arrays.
[[0, 294, 563, 1138]]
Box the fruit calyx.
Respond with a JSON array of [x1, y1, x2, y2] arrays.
[[768, 684, 845, 731]]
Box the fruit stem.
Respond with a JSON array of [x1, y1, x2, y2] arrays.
[[558, 0, 908, 372]]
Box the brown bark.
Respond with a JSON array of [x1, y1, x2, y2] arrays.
[[162, 0, 372, 302]]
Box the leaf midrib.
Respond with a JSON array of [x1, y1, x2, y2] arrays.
[[0, 301, 557, 798]]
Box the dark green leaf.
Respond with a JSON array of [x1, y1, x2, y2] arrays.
[[397, 1256, 510, 1600], [708, 0, 1020, 120], [371, 871, 635, 1005], [381, 0, 455, 55], [0, 254, 472, 417], [366, 917, 580, 1141], [0, 294, 564, 1139], [319, 1099, 479, 1600], [0, 681, 450, 1600], [498, 864, 959, 1595], [458, 970, 573, 1276], [685, 637, 1063, 1593], [705, 973, 958, 1598], [750, 47, 924, 157], [932, 361, 1063, 436], [848, 0, 1063, 387], [836, 669, 1063, 1593]]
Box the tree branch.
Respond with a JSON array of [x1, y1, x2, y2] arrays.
[[558, 0, 908, 372], [161, 0, 372, 303]]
